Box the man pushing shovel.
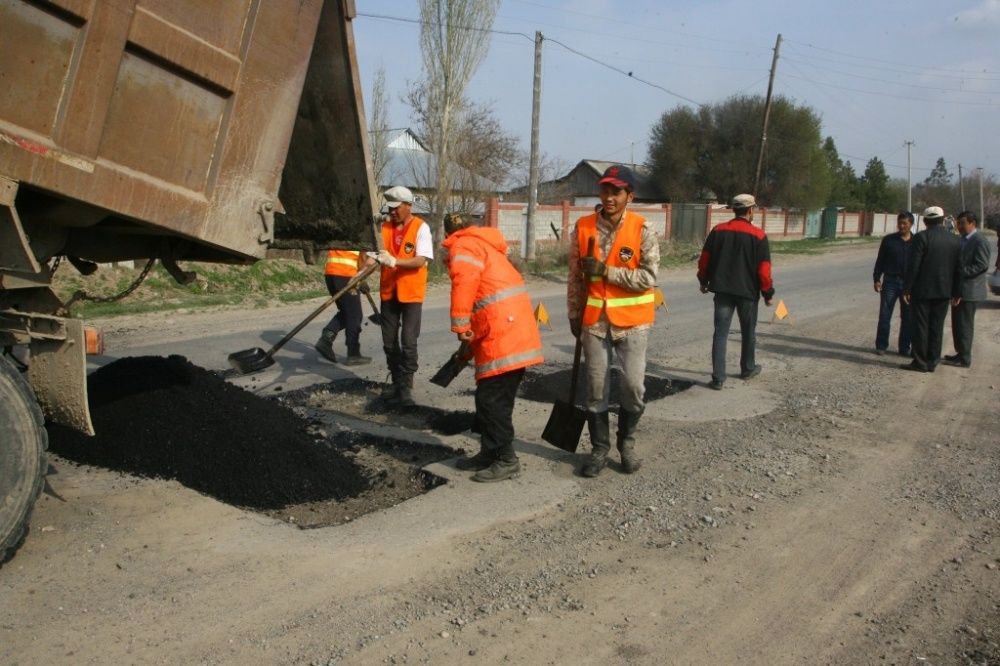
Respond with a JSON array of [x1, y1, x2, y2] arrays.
[[567, 165, 660, 477]]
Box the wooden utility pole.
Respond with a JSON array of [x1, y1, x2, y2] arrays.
[[958, 163, 966, 210], [525, 31, 543, 260], [753, 34, 782, 198], [905, 141, 915, 212]]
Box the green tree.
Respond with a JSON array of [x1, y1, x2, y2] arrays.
[[859, 157, 895, 211], [912, 157, 955, 212], [646, 94, 831, 209], [822, 137, 862, 208]]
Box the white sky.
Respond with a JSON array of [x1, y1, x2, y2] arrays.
[[352, 0, 1000, 187]]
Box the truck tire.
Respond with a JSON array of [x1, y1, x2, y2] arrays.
[[0, 355, 48, 565]]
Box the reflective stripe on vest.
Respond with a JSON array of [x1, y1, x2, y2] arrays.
[[324, 250, 360, 277], [578, 213, 655, 327]]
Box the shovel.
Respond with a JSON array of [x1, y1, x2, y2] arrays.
[[228, 261, 380, 374], [361, 285, 382, 325], [541, 237, 594, 453], [430, 341, 471, 387]]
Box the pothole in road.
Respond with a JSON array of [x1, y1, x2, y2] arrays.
[[46, 357, 694, 531]]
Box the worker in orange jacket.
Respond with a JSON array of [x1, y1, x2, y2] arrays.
[[315, 250, 374, 365], [442, 214, 544, 483]]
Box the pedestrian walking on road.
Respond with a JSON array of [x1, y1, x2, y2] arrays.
[[376, 185, 433, 406], [697, 194, 775, 390], [567, 165, 660, 478], [943, 210, 991, 369], [443, 215, 544, 483], [901, 206, 962, 373], [872, 211, 915, 357], [315, 250, 374, 366]]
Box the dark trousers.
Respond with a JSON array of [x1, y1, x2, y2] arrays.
[[474, 369, 524, 462], [712, 293, 759, 382], [910, 297, 950, 370], [875, 276, 911, 354], [380, 298, 422, 379], [322, 275, 363, 354], [950, 299, 978, 364]]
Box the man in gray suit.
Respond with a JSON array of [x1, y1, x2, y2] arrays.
[[944, 211, 992, 368], [901, 206, 962, 373]]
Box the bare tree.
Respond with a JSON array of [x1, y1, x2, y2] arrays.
[[418, 0, 501, 244], [368, 63, 391, 195]]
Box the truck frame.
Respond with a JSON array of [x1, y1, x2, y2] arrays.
[[1, 0, 379, 563]]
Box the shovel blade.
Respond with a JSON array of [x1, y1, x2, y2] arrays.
[[368, 313, 382, 325], [227, 347, 275, 374], [541, 400, 587, 452]]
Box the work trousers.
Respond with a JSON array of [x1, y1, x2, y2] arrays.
[[322, 275, 363, 354], [910, 297, 950, 371], [581, 327, 647, 414], [712, 293, 759, 383], [474, 368, 524, 462], [875, 276, 911, 354], [380, 298, 422, 379]]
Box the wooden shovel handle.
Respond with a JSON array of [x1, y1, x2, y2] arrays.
[[567, 236, 596, 402]]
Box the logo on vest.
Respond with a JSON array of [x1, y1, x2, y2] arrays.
[[618, 246, 635, 263], [403, 242, 415, 255]]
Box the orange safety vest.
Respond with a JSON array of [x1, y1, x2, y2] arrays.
[[577, 213, 655, 327], [442, 226, 544, 381], [324, 250, 360, 277], [380, 217, 428, 303]]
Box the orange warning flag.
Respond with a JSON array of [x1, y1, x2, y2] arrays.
[[770, 299, 791, 324], [534, 302, 553, 330], [653, 287, 668, 310]]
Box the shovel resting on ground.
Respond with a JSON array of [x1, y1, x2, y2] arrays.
[[541, 237, 594, 452], [227, 262, 380, 374]]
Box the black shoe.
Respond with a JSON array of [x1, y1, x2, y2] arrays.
[[455, 452, 494, 472], [473, 459, 521, 483], [874, 349, 886, 356], [708, 379, 724, 391], [943, 357, 970, 368], [898, 349, 912, 357], [343, 354, 372, 366], [899, 362, 929, 373], [943, 354, 960, 362], [740, 365, 762, 380]]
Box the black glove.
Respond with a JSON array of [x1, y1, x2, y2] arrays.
[[581, 256, 606, 277], [358, 281, 371, 295], [570, 318, 581, 339]]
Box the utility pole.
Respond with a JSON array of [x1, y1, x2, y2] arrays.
[[958, 163, 965, 210], [525, 31, 543, 260], [753, 34, 782, 199], [905, 140, 915, 213], [978, 167, 985, 226]]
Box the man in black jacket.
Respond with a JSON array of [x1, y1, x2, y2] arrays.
[[944, 210, 992, 368], [697, 194, 775, 390], [901, 206, 962, 373]]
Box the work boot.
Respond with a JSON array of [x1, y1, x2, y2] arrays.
[[343, 353, 372, 366], [455, 450, 495, 472], [616, 407, 644, 474], [381, 373, 399, 401], [314, 330, 337, 363], [397, 374, 416, 407], [472, 458, 521, 483], [582, 411, 610, 478]]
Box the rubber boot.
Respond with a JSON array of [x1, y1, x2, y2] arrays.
[[616, 407, 643, 474], [381, 372, 399, 401], [314, 330, 337, 363], [397, 374, 416, 407], [455, 449, 495, 472], [343, 345, 371, 366], [582, 411, 610, 478]]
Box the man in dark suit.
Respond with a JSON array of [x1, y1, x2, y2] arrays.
[[944, 210, 992, 368], [901, 206, 962, 373]]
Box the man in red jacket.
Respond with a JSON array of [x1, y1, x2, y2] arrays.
[[697, 194, 775, 390], [442, 214, 544, 483]]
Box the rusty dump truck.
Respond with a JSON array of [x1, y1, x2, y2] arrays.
[[0, 0, 378, 562]]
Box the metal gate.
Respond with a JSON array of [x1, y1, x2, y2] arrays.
[[671, 203, 709, 242]]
